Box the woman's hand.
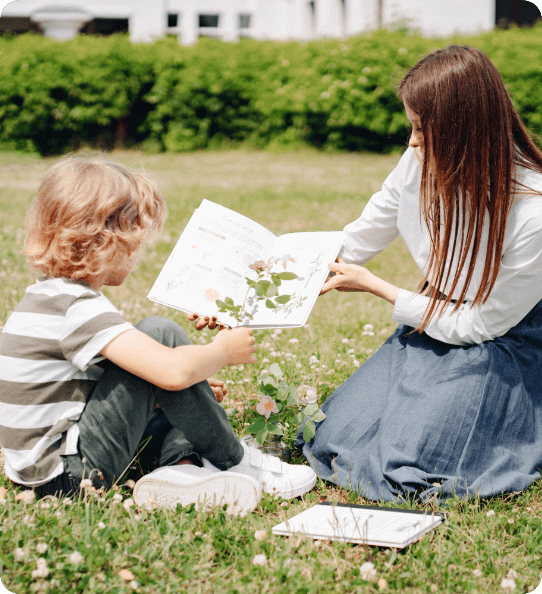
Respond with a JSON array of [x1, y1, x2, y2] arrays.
[[187, 313, 226, 331], [320, 256, 400, 305], [208, 377, 227, 403]]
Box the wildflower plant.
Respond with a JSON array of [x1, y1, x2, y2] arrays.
[[244, 363, 326, 445]]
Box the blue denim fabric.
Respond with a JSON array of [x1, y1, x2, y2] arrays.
[[297, 300, 542, 502]]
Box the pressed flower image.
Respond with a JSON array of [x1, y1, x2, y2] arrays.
[[204, 288, 220, 302]]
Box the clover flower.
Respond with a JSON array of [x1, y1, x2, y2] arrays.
[[32, 558, 49, 579], [360, 561, 377, 581], [36, 543, 47, 554], [80, 479, 93, 489], [252, 554, 267, 566], [254, 530, 267, 541], [14, 548, 25, 562], [256, 395, 279, 419], [69, 551, 84, 565], [501, 577, 516, 593]]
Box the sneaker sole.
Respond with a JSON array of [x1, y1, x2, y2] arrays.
[[133, 472, 262, 516]]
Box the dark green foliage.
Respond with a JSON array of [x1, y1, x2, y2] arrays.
[[1, 26, 542, 156]]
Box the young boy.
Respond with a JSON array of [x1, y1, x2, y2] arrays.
[[0, 157, 316, 516]]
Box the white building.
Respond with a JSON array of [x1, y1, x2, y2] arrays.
[[0, 0, 540, 44]]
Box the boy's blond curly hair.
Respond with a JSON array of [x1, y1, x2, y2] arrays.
[[24, 157, 167, 285]]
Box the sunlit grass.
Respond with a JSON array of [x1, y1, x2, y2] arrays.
[[0, 149, 540, 594]]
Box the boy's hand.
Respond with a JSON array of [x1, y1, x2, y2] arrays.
[[208, 378, 227, 403], [188, 313, 224, 330], [212, 327, 257, 366]]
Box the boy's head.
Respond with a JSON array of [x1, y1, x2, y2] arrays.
[[24, 157, 167, 287]]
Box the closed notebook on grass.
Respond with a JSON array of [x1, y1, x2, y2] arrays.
[[272, 502, 444, 548], [148, 199, 344, 328]]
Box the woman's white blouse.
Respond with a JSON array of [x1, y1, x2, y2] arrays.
[[339, 147, 542, 346]]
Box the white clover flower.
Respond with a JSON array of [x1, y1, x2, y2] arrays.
[[296, 363, 302, 368], [63, 498, 73, 506], [69, 551, 84, 565], [80, 479, 93, 489], [254, 530, 267, 541], [123, 498, 135, 511], [97, 521, 106, 530], [270, 351, 279, 358], [353, 360, 360, 366], [289, 338, 299, 344], [507, 569, 518, 579], [486, 509, 496, 517], [501, 577, 516, 593], [32, 558, 49, 578], [243, 378, 250, 383], [226, 380, 234, 385], [130, 580, 139, 590], [341, 338, 350, 344], [263, 342, 272, 348], [55, 510, 63, 518], [15, 490, 35, 504], [22, 515, 35, 527], [262, 358, 270, 364], [473, 569, 483, 577], [40, 502, 51, 510], [238, 365, 245, 371], [309, 355, 319, 365], [347, 349, 355, 354], [274, 329, 283, 335], [112, 493, 123, 503], [36, 543, 47, 554], [252, 553, 267, 566], [14, 548, 25, 561], [360, 561, 377, 581]]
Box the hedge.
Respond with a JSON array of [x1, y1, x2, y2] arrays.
[[0, 26, 541, 156]]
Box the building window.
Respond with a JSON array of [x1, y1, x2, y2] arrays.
[[239, 14, 251, 29], [81, 18, 129, 35], [199, 14, 219, 28], [168, 14, 179, 28]]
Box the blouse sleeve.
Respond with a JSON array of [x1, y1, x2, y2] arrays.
[[391, 199, 542, 345], [339, 154, 406, 265]]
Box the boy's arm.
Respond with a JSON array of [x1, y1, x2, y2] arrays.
[[100, 327, 256, 392]]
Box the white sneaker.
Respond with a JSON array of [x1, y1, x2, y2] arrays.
[[133, 464, 262, 517], [203, 440, 317, 500]]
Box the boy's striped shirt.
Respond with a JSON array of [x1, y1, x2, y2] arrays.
[[0, 277, 133, 486]]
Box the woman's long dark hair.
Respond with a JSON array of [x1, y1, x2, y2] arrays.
[[399, 45, 542, 332]]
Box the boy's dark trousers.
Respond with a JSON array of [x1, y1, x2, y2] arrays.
[[34, 316, 244, 498]]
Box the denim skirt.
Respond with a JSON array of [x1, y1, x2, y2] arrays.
[[296, 300, 542, 502]]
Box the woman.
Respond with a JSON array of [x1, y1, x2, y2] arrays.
[[296, 45, 542, 502]]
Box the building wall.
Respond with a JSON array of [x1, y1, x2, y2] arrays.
[[1, 0, 498, 43]]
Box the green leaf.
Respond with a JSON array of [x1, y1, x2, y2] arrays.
[[267, 424, 284, 436], [303, 420, 316, 443], [269, 363, 283, 380], [215, 299, 232, 310], [245, 277, 255, 286], [259, 375, 277, 388], [274, 294, 291, 304], [271, 275, 282, 287], [259, 280, 271, 292], [225, 296, 235, 306], [304, 403, 319, 416], [266, 284, 278, 298], [277, 272, 298, 280], [255, 283, 265, 297], [311, 409, 326, 423], [287, 385, 299, 406], [256, 428, 269, 445], [225, 407, 238, 418], [247, 419, 266, 433], [293, 412, 304, 425], [265, 299, 277, 309], [245, 311, 254, 320]]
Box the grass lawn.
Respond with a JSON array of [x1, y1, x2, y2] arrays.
[[0, 149, 540, 594]]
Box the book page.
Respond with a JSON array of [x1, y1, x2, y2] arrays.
[[272, 504, 442, 548], [147, 201, 277, 319], [237, 231, 344, 328]]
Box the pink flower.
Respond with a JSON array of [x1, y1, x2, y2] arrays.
[[256, 395, 279, 419], [204, 288, 220, 302], [248, 260, 267, 272]]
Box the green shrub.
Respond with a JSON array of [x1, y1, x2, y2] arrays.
[[0, 26, 542, 156]]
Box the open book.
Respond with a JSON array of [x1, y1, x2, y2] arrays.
[[272, 502, 444, 548], [148, 199, 344, 328]]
